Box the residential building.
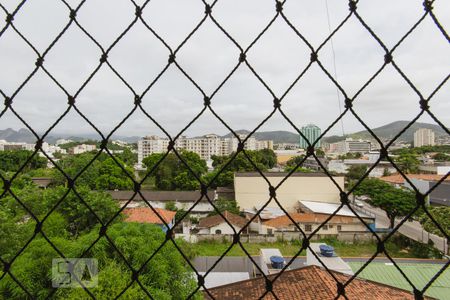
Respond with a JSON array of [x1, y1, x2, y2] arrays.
[[414, 128, 435, 147], [261, 212, 374, 235], [137, 134, 273, 166], [299, 124, 321, 149], [234, 173, 344, 212], [68, 144, 96, 154], [123, 207, 176, 232], [204, 265, 422, 299], [197, 211, 248, 235], [328, 138, 371, 154], [107, 190, 217, 218], [380, 173, 450, 187], [419, 163, 450, 175]]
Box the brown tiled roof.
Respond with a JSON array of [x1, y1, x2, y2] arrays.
[[123, 207, 176, 225], [380, 174, 450, 184], [204, 265, 427, 300], [107, 190, 215, 202], [263, 213, 355, 228], [198, 211, 247, 229]]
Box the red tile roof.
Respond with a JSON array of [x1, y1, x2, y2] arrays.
[[263, 213, 356, 228], [204, 265, 429, 300], [123, 207, 176, 225], [380, 173, 450, 184], [198, 211, 247, 229]]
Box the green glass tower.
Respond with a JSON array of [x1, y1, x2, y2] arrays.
[[299, 124, 321, 149]]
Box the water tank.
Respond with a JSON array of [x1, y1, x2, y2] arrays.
[[270, 256, 285, 269], [319, 245, 334, 257]]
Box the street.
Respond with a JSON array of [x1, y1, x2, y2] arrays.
[[352, 203, 449, 254]]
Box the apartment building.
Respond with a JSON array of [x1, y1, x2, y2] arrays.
[[414, 128, 435, 147], [328, 138, 371, 154], [137, 134, 273, 166]]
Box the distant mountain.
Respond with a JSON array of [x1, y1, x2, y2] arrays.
[[0, 128, 36, 143], [348, 121, 447, 142], [222, 130, 300, 144], [1, 121, 446, 145], [0, 128, 140, 144]]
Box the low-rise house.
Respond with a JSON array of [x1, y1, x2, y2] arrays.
[[261, 213, 373, 235], [198, 211, 249, 235], [108, 190, 217, 217], [123, 207, 176, 232], [204, 265, 424, 299]]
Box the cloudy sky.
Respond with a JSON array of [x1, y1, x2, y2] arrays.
[[0, 0, 448, 139]]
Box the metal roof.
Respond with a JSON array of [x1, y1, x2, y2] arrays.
[[299, 200, 373, 219]]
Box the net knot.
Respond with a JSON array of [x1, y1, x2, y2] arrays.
[[233, 233, 240, 244], [100, 53, 108, 63], [35, 57, 44, 67], [273, 98, 281, 108], [203, 96, 210, 106], [134, 95, 141, 105], [340, 192, 348, 204], [276, 1, 283, 12], [310, 52, 318, 62], [416, 192, 425, 206], [205, 4, 212, 14], [67, 95, 75, 106], [423, 0, 433, 12], [5, 14, 14, 24], [344, 98, 352, 109], [269, 186, 276, 198], [307, 146, 315, 156], [135, 6, 142, 17], [419, 99, 429, 110], [168, 54, 176, 64], [3, 262, 10, 273], [99, 226, 107, 236], [265, 279, 273, 292], [239, 53, 246, 63], [34, 222, 42, 234], [35, 139, 43, 151], [167, 140, 175, 151], [349, 0, 357, 12], [384, 53, 393, 64], [197, 274, 205, 286], [69, 9, 77, 20], [4, 97, 12, 107]]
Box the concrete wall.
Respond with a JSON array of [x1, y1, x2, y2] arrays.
[[195, 232, 375, 243], [234, 175, 344, 211]]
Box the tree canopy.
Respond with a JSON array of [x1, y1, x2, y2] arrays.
[[0, 150, 47, 173], [353, 178, 416, 228], [142, 150, 207, 190]]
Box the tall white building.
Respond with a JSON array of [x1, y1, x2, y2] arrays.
[[137, 134, 273, 166], [414, 128, 435, 147]]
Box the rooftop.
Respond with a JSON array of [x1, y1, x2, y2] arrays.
[[380, 174, 450, 185], [235, 172, 339, 178], [204, 265, 423, 300], [263, 213, 359, 228], [123, 207, 176, 225], [299, 200, 373, 219], [107, 190, 215, 202], [198, 211, 248, 229], [306, 243, 353, 275]]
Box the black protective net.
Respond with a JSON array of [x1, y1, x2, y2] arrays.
[[0, 0, 449, 299]]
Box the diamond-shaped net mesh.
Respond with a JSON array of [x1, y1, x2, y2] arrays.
[[0, 0, 449, 299]]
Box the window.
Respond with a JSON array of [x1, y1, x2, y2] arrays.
[[215, 229, 222, 234], [322, 225, 328, 230], [337, 225, 342, 232], [305, 225, 312, 232]]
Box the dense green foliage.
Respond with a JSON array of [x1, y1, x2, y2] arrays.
[[56, 153, 134, 190], [206, 149, 277, 187], [143, 150, 207, 190], [338, 152, 362, 160], [283, 155, 313, 173], [353, 178, 416, 228], [0, 150, 47, 173], [0, 223, 200, 299], [392, 145, 450, 155], [346, 165, 368, 181], [393, 153, 420, 173], [418, 206, 450, 238], [208, 198, 240, 216]]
